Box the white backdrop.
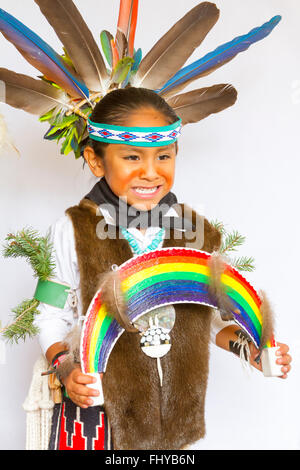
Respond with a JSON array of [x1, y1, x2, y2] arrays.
[[0, 0, 299, 450]]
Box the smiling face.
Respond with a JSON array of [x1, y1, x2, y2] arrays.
[[84, 107, 177, 210]]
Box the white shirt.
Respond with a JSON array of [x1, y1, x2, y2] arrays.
[[34, 208, 235, 354]]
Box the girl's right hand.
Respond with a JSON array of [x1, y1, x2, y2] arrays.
[[62, 365, 101, 408]]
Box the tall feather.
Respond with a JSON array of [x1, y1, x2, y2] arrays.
[[0, 7, 89, 99], [258, 289, 275, 352], [158, 15, 282, 97], [34, 0, 109, 92], [133, 2, 219, 91], [0, 68, 67, 115], [127, 0, 138, 57], [166, 84, 237, 125], [117, 0, 139, 57]]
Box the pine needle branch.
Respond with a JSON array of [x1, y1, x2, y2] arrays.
[[0, 298, 40, 343], [1, 227, 55, 342], [220, 230, 245, 254], [230, 256, 256, 272], [209, 219, 256, 273], [210, 219, 226, 237], [2, 227, 55, 280]]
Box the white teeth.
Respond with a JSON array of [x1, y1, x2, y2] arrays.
[[134, 186, 158, 194]]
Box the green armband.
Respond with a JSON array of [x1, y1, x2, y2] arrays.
[[34, 279, 74, 309]]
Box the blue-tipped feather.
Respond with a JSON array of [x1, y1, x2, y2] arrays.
[[157, 15, 282, 96], [121, 48, 142, 88], [0, 8, 89, 99], [131, 48, 142, 72]]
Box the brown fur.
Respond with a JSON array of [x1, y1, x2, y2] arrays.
[[207, 252, 235, 321], [97, 269, 138, 333], [258, 289, 275, 351], [65, 199, 222, 450], [55, 325, 81, 381]]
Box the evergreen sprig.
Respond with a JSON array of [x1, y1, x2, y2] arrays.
[[2, 299, 40, 343], [1, 228, 55, 343], [220, 230, 246, 255], [229, 256, 255, 272], [210, 219, 255, 272], [3, 227, 55, 280]]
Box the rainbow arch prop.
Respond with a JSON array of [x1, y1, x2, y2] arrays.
[[80, 247, 272, 374]]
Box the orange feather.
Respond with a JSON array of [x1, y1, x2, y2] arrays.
[[117, 0, 138, 57], [111, 38, 120, 70], [128, 0, 138, 57]]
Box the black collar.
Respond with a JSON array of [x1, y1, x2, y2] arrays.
[[84, 178, 193, 230]]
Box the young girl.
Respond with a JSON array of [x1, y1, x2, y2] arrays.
[[35, 87, 291, 450]]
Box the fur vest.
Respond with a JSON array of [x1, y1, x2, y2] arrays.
[[65, 198, 222, 450]]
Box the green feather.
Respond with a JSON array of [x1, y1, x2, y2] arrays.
[[100, 30, 114, 67], [112, 57, 134, 84], [39, 107, 56, 122]]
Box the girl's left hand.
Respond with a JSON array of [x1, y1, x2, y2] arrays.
[[249, 342, 292, 378]]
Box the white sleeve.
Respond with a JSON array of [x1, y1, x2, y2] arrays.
[[210, 309, 236, 344], [33, 214, 82, 355]]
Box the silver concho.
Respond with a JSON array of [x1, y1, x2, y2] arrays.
[[134, 305, 175, 333], [139, 312, 172, 358]]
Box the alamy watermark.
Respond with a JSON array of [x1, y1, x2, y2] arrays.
[[95, 199, 206, 249]]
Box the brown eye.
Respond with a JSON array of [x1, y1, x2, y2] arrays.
[[158, 154, 171, 160], [123, 155, 139, 160]]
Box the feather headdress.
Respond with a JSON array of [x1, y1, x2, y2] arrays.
[[0, 1, 281, 157]]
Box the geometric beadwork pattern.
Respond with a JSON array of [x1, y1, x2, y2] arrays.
[[87, 118, 182, 146]]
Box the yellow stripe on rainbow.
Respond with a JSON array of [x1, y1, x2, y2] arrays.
[[221, 272, 262, 324], [122, 262, 209, 291]]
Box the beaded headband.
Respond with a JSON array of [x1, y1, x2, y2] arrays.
[[87, 118, 182, 147]]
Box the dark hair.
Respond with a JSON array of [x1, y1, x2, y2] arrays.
[[82, 87, 179, 158]]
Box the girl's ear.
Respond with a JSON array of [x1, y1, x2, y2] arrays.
[[83, 146, 105, 177]]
